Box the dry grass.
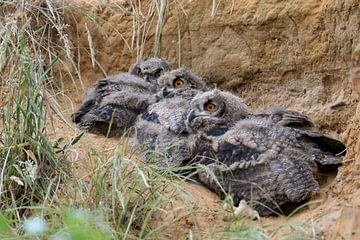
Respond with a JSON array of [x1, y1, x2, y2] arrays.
[[0, 1, 324, 239]]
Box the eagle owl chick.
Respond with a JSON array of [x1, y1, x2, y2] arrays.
[[72, 57, 172, 137], [187, 89, 314, 133], [186, 90, 345, 216], [135, 68, 208, 168]]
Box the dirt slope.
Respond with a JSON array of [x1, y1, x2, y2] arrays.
[[57, 0, 360, 238]]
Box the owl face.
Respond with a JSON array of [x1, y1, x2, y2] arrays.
[[157, 68, 207, 98], [130, 57, 172, 84], [186, 90, 249, 131]]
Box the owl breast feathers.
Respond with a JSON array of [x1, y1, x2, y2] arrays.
[[135, 68, 208, 168]]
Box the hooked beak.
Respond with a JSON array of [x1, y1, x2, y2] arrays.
[[143, 75, 151, 82], [160, 87, 171, 98], [162, 87, 169, 97], [155, 87, 170, 100], [186, 109, 196, 123]]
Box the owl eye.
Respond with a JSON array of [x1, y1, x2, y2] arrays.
[[204, 102, 217, 112], [154, 70, 163, 79], [173, 79, 185, 88], [138, 71, 144, 77]]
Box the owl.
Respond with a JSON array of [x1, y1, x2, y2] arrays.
[[186, 90, 345, 216], [71, 57, 172, 137], [135, 67, 208, 168], [187, 89, 314, 132]]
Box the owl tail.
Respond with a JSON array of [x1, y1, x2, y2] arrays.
[[305, 133, 346, 157], [302, 132, 345, 173], [314, 154, 343, 174]]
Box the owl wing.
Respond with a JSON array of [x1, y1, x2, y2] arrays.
[[142, 98, 190, 134], [244, 119, 345, 167], [196, 120, 319, 215], [258, 106, 314, 129]]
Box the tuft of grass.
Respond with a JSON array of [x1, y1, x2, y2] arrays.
[[154, 0, 167, 57], [80, 141, 201, 239], [0, 0, 82, 231]]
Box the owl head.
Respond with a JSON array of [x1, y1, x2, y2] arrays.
[[186, 89, 249, 132], [156, 67, 208, 99], [130, 57, 172, 84]]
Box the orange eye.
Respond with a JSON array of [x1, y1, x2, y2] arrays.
[[204, 102, 217, 112], [138, 71, 144, 77], [173, 79, 184, 88]]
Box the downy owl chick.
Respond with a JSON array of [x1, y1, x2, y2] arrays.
[[187, 89, 314, 132], [72, 57, 172, 137], [186, 90, 345, 216], [135, 67, 208, 168]]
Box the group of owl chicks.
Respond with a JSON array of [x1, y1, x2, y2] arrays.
[[72, 57, 346, 216]]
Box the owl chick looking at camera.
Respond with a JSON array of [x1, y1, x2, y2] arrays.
[[185, 89, 345, 216], [135, 67, 208, 168]]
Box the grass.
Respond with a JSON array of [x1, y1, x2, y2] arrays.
[[0, 0, 331, 239], [0, 0, 66, 216]]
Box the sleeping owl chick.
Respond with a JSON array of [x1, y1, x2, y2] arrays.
[[135, 67, 208, 168], [186, 90, 346, 216], [71, 57, 172, 137]]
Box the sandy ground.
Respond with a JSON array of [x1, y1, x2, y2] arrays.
[[46, 0, 360, 238]]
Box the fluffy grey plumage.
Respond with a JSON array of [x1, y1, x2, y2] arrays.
[[72, 57, 172, 137], [186, 90, 345, 216], [129, 57, 172, 84], [187, 90, 314, 132], [186, 89, 249, 132], [135, 68, 208, 167]]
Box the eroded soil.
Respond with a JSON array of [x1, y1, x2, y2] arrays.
[[52, 0, 360, 239]]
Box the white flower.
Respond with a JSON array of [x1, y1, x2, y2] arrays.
[[23, 217, 48, 236]]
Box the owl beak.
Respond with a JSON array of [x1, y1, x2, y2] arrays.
[[161, 87, 170, 97], [187, 109, 196, 123], [143, 75, 151, 82], [154, 87, 168, 100]]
